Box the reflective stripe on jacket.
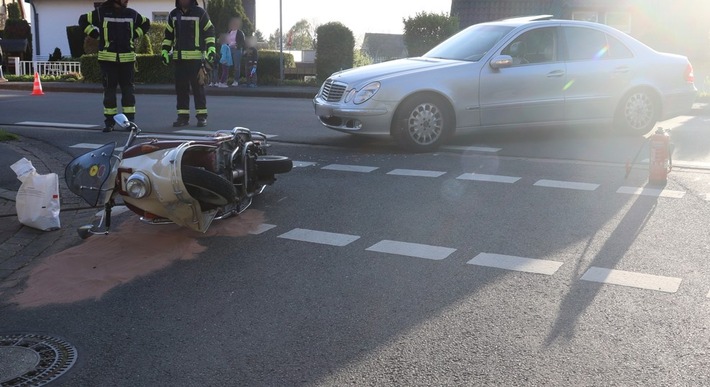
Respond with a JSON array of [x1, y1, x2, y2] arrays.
[[78, 2, 150, 63], [162, 5, 215, 61]]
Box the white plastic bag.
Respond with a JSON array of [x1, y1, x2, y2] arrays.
[[10, 158, 61, 231]]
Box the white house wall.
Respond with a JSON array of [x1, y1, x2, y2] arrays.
[[31, 0, 174, 59]]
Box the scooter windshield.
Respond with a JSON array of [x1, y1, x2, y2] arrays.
[[65, 143, 117, 207]]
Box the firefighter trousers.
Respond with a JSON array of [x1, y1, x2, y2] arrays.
[[100, 61, 136, 124], [174, 60, 207, 120]]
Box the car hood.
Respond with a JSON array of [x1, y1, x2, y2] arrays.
[[328, 57, 465, 86]]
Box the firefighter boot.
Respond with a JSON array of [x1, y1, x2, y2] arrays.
[[172, 118, 190, 127]]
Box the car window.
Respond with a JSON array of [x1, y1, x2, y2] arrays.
[[564, 27, 634, 61], [424, 24, 515, 62], [501, 27, 558, 66], [606, 34, 633, 59]]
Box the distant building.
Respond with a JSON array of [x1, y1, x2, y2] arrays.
[[450, 0, 709, 60], [361, 33, 408, 63]]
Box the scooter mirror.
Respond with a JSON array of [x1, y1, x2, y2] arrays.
[[77, 225, 94, 240], [113, 114, 130, 129]]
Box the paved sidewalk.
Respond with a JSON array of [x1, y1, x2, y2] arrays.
[[0, 136, 97, 293], [0, 82, 319, 99]]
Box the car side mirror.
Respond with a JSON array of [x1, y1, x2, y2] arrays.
[[490, 55, 513, 70]]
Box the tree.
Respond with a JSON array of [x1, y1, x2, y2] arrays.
[[254, 30, 265, 43], [206, 0, 254, 36], [286, 19, 314, 50], [267, 28, 282, 50], [403, 12, 459, 57]]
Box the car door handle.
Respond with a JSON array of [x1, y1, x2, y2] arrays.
[[546, 70, 565, 78], [613, 66, 630, 74]]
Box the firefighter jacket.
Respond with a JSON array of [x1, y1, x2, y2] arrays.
[[162, 0, 216, 61], [79, 1, 150, 63]]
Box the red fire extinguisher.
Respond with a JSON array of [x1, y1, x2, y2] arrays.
[[648, 127, 672, 185]]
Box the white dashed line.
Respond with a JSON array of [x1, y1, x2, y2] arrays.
[[616, 186, 686, 199], [70, 143, 124, 151], [15, 121, 99, 129], [467, 253, 564, 275], [322, 164, 378, 173], [442, 145, 502, 153], [249, 224, 277, 235], [534, 179, 599, 191], [278, 228, 360, 246], [387, 169, 446, 178], [366, 240, 456, 260], [174, 129, 278, 138], [292, 161, 317, 168], [580, 267, 682, 293], [457, 173, 521, 184]]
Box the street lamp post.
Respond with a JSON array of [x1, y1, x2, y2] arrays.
[[279, 0, 284, 84]]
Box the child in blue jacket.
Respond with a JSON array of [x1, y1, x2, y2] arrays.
[[217, 33, 233, 88]]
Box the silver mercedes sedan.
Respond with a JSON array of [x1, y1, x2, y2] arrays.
[[313, 15, 696, 151]]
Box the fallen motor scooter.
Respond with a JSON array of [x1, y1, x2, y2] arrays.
[[65, 114, 292, 238]]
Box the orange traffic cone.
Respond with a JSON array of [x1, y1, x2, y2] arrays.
[[31, 72, 44, 95]]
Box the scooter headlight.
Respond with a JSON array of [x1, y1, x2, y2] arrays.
[[125, 172, 151, 199]]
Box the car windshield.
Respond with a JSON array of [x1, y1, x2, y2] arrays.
[[424, 24, 515, 62]]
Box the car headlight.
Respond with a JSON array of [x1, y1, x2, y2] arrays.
[[353, 82, 381, 105], [125, 172, 151, 199], [343, 88, 357, 103]]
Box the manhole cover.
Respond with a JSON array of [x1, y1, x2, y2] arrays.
[[0, 334, 77, 386]]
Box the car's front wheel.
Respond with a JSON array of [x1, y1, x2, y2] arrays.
[[393, 96, 453, 152], [616, 89, 658, 135]]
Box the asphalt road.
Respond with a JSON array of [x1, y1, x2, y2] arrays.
[[2, 90, 710, 385]]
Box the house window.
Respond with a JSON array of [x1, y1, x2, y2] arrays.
[[152, 12, 169, 23], [605, 12, 631, 33], [571, 11, 598, 23]]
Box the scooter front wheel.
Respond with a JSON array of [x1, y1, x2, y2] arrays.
[[181, 166, 236, 208], [256, 155, 293, 176]]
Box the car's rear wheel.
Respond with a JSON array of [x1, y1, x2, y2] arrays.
[[394, 95, 453, 152], [616, 89, 658, 135]]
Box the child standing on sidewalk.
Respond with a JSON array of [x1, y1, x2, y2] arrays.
[[217, 33, 233, 88], [245, 36, 258, 88]]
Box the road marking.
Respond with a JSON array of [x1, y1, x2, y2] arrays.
[[387, 169, 446, 178], [457, 173, 520, 184], [366, 240, 456, 260], [467, 253, 563, 275], [293, 161, 316, 168], [580, 266, 682, 293], [174, 129, 278, 138], [249, 223, 276, 235], [322, 164, 378, 173], [616, 186, 686, 199], [534, 179, 599, 191], [70, 143, 124, 151], [278, 228, 360, 246], [442, 145, 502, 153], [15, 121, 99, 129]]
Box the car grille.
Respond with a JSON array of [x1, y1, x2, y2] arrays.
[[321, 79, 347, 102]]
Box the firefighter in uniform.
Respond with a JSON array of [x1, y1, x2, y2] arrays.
[[79, 0, 150, 132], [162, 0, 216, 127]]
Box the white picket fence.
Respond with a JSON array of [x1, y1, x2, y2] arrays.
[[12, 58, 81, 76]]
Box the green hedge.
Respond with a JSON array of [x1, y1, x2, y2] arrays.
[[81, 54, 175, 83], [255, 50, 294, 85], [80, 51, 294, 85], [315, 22, 354, 83]]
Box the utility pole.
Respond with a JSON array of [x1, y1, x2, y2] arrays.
[[279, 0, 284, 84]]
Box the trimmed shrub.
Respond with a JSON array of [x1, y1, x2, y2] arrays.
[[49, 48, 63, 62], [403, 12, 459, 57], [315, 22, 354, 83], [66, 25, 85, 58], [81, 54, 175, 84], [147, 22, 167, 54], [256, 50, 294, 85], [136, 34, 153, 55]]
